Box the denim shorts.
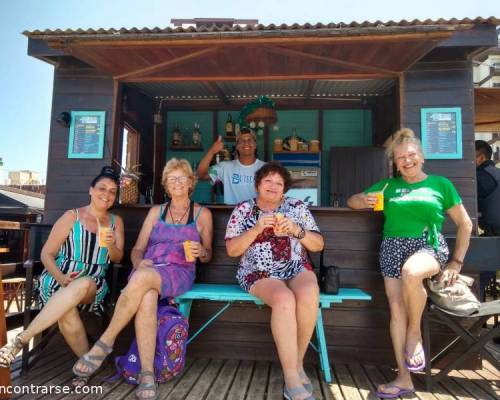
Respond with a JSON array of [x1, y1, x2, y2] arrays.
[[379, 233, 449, 279]]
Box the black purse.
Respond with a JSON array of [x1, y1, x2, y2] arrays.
[[318, 253, 340, 294]]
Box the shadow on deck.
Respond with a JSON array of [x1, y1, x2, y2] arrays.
[[5, 335, 500, 400]]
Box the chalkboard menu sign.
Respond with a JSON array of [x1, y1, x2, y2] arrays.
[[68, 111, 106, 159], [420, 107, 462, 159]]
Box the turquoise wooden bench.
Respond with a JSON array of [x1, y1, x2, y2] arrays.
[[176, 283, 372, 383]]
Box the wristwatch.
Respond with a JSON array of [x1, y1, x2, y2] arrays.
[[293, 227, 306, 240]]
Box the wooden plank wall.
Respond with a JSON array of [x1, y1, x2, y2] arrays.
[[44, 60, 115, 224], [403, 59, 478, 231]]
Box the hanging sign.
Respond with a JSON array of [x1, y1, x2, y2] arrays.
[[68, 111, 106, 159], [420, 107, 462, 159]]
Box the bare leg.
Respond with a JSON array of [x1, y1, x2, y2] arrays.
[[250, 278, 308, 400], [59, 308, 90, 357], [135, 289, 159, 399], [20, 278, 96, 344], [73, 267, 161, 375], [377, 278, 413, 395], [401, 253, 440, 367], [287, 270, 319, 387]]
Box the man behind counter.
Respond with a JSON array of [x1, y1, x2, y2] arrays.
[[197, 128, 265, 205]]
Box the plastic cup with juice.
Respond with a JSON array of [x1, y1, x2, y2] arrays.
[[98, 226, 113, 247], [183, 240, 195, 262], [274, 213, 288, 236], [373, 192, 384, 211]]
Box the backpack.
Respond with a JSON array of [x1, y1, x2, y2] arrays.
[[114, 300, 189, 383]]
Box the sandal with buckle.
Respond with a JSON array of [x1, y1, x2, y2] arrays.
[[71, 375, 89, 388], [136, 371, 158, 400], [72, 339, 113, 378], [299, 370, 314, 394], [284, 385, 316, 400], [0, 333, 25, 368]]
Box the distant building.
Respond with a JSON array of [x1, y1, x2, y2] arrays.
[[8, 170, 41, 185]]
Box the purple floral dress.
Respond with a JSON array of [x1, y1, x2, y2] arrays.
[[139, 201, 202, 299]]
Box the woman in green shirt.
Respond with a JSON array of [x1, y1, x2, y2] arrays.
[[347, 128, 472, 398]]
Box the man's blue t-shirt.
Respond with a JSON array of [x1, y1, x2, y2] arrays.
[[208, 159, 266, 204]]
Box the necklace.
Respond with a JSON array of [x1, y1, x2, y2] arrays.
[[169, 202, 190, 224]]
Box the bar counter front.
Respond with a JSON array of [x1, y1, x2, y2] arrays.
[[112, 203, 486, 366]]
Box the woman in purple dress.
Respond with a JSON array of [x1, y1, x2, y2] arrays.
[[72, 158, 213, 400]]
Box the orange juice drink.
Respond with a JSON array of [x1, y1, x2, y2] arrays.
[[98, 226, 113, 247], [183, 240, 195, 262], [274, 213, 287, 236], [373, 192, 384, 211]]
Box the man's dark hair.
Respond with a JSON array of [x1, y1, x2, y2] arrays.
[[254, 161, 293, 193], [475, 140, 493, 160]]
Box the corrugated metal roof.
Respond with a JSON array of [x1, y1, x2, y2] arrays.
[[130, 79, 396, 100], [23, 17, 500, 39]]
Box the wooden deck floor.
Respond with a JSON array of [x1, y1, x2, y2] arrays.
[[7, 343, 500, 400]]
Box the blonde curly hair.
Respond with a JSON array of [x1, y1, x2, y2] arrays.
[[161, 158, 197, 197], [385, 128, 424, 161]]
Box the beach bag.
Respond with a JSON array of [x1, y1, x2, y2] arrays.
[[427, 274, 481, 316], [114, 300, 189, 383]]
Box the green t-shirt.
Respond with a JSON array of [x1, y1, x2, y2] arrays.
[[364, 175, 462, 246]]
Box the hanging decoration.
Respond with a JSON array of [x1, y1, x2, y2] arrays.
[[238, 96, 278, 130]]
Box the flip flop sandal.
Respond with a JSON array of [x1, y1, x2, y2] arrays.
[[284, 385, 316, 400], [0, 334, 25, 368], [72, 339, 113, 378], [404, 346, 426, 372], [299, 370, 314, 394], [376, 383, 415, 399], [136, 371, 158, 400]]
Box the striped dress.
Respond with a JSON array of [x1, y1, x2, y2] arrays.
[[38, 209, 115, 315]]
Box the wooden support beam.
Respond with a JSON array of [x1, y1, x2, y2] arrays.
[[264, 45, 400, 76], [303, 80, 315, 100], [115, 47, 218, 80], [50, 30, 455, 49], [120, 72, 388, 83], [204, 82, 230, 105]]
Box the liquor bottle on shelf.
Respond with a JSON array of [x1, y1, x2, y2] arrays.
[[192, 123, 201, 147], [225, 113, 234, 137]]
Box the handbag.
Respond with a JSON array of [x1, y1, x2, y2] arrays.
[[426, 274, 480, 316], [319, 265, 340, 294]]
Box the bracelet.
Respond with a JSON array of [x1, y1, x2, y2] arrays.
[[451, 256, 464, 266]]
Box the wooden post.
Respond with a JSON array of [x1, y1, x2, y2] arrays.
[[0, 268, 12, 398]]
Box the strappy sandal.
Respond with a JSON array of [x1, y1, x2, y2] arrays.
[[136, 371, 158, 400], [72, 339, 113, 378], [0, 333, 25, 368], [284, 385, 316, 400], [71, 375, 89, 388], [299, 370, 314, 394]]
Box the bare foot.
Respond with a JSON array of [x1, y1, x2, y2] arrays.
[[73, 339, 112, 376], [136, 372, 157, 400], [405, 335, 425, 368]]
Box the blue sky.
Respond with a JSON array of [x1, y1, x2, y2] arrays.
[[0, 0, 498, 183]]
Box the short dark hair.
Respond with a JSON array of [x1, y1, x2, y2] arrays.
[[91, 166, 120, 187], [254, 161, 293, 193], [475, 140, 492, 160]]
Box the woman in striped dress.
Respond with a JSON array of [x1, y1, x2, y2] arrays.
[[0, 166, 124, 385]]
